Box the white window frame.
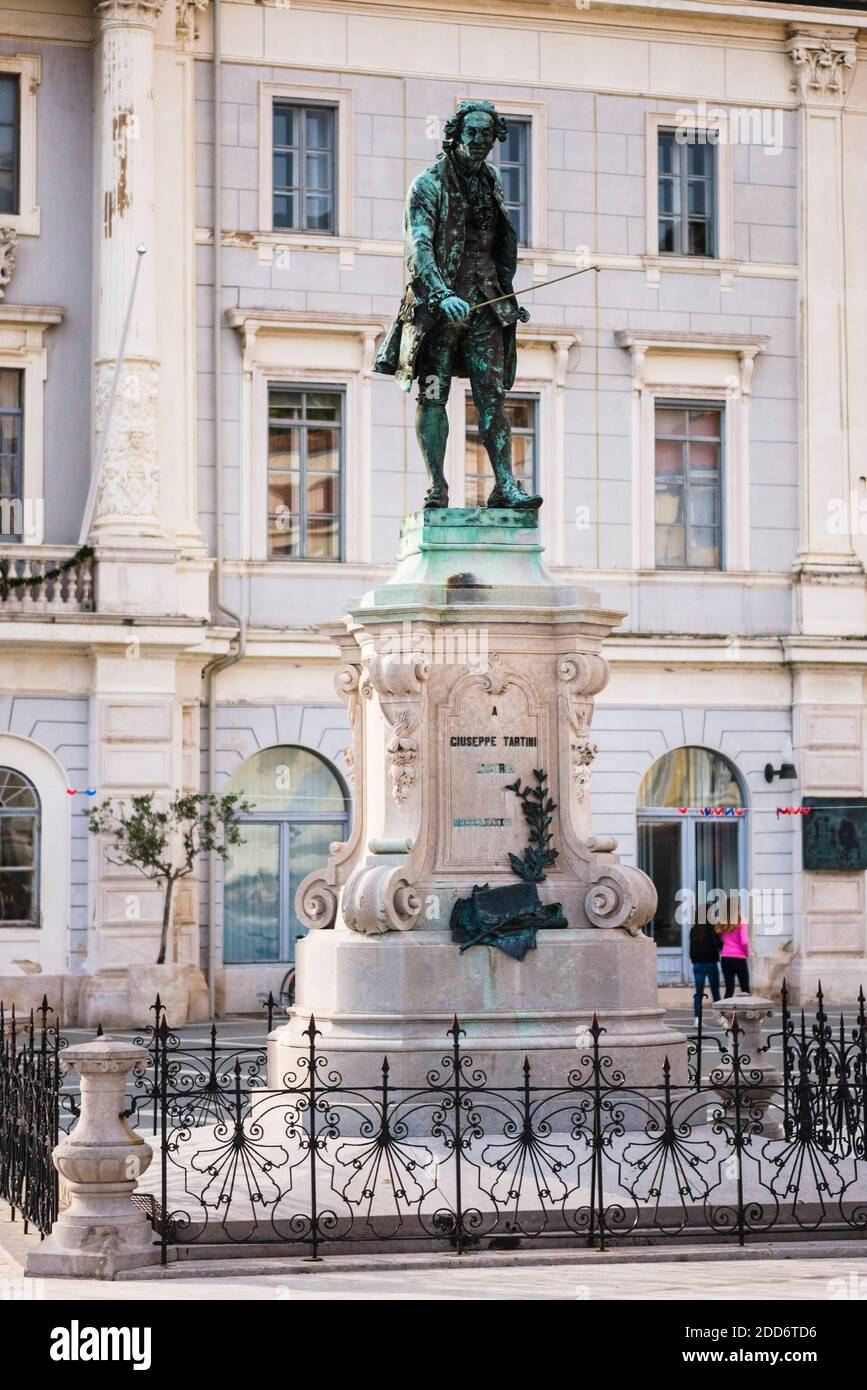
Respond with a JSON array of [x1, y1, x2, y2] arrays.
[[227, 309, 382, 566], [652, 396, 726, 572], [645, 111, 733, 265], [458, 96, 547, 252], [0, 734, 70, 974], [615, 331, 767, 574], [258, 82, 353, 240], [0, 55, 40, 237], [264, 380, 346, 564], [0, 305, 62, 545]]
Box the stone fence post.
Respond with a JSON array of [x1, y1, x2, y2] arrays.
[[26, 1036, 160, 1279], [711, 994, 784, 1138]]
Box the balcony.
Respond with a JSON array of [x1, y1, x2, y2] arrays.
[[0, 545, 95, 614]]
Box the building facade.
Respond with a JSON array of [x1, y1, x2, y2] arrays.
[[0, 0, 866, 1019]]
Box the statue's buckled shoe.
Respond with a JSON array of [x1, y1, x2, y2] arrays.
[[487, 480, 543, 511], [423, 483, 450, 510]]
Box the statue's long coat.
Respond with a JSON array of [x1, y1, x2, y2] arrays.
[[373, 154, 520, 392]]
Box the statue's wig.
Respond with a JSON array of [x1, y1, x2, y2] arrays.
[[442, 100, 508, 152]]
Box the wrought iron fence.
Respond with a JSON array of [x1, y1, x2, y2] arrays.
[[142, 984, 867, 1262], [0, 998, 64, 1238], [5, 984, 867, 1261]]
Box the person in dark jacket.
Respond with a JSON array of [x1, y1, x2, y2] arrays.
[[689, 920, 722, 1018]]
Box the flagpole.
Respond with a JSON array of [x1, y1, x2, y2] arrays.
[[78, 245, 148, 547]]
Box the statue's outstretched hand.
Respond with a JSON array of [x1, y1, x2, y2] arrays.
[[439, 295, 470, 323], [517, 306, 531, 323]]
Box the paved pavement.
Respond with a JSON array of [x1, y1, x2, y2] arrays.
[[2, 1246, 867, 1300]]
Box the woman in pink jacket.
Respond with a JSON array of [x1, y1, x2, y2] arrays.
[[718, 920, 750, 998]]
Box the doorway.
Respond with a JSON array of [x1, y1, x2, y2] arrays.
[[637, 747, 746, 984]]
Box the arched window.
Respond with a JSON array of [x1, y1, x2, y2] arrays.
[[223, 746, 349, 964], [637, 748, 746, 984], [0, 767, 41, 927]]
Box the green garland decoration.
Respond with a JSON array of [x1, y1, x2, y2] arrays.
[[0, 544, 94, 594]]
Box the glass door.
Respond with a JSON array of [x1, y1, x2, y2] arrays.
[[637, 748, 746, 984], [225, 817, 347, 964], [694, 817, 741, 932], [224, 822, 281, 963], [638, 819, 686, 984]]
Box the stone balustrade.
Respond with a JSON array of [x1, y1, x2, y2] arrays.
[[0, 547, 95, 613]]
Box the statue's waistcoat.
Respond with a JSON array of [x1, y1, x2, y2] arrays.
[[453, 223, 500, 306]]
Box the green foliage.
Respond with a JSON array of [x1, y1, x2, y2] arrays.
[[85, 791, 251, 964], [504, 768, 558, 883]]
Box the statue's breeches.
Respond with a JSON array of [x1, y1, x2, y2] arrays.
[[414, 307, 505, 407]]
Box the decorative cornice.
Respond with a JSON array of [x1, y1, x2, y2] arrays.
[[225, 307, 388, 375], [226, 308, 388, 336], [614, 330, 769, 358], [615, 330, 768, 399], [787, 27, 858, 108], [0, 303, 63, 327], [515, 326, 581, 389], [95, 0, 166, 29]]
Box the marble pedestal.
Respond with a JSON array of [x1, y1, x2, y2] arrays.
[[270, 509, 686, 1092], [269, 928, 681, 1091]]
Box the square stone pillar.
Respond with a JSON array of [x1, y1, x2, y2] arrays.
[[79, 651, 208, 1027], [787, 26, 866, 635], [786, 658, 867, 1003]]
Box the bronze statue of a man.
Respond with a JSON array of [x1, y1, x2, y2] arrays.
[[374, 100, 542, 512]]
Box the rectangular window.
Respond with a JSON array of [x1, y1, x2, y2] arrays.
[[655, 403, 722, 570], [0, 369, 23, 541], [465, 394, 536, 507], [490, 117, 530, 246], [0, 75, 19, 217], [657, 130, 715, 257], [267, 386, 342, 560], [272, 102, 336, 234]]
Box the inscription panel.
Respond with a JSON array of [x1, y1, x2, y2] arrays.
[[802, 797, 867, 870], [438, 675, 545, 871]]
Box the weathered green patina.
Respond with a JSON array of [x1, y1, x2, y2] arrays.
[[450, 768, 568, 960], [450, 881, 567, 961], [374, 99, 543, 513]]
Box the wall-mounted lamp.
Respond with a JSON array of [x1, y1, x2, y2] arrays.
[[764, 762, 798, 784]]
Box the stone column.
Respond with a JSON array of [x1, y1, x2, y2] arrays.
[[787, 26, 865, 634], [25, 1037, 159, 1278], [90, 0, 165, 540]]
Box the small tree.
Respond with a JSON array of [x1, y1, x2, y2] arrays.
[[85, 791, 251, 965]]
